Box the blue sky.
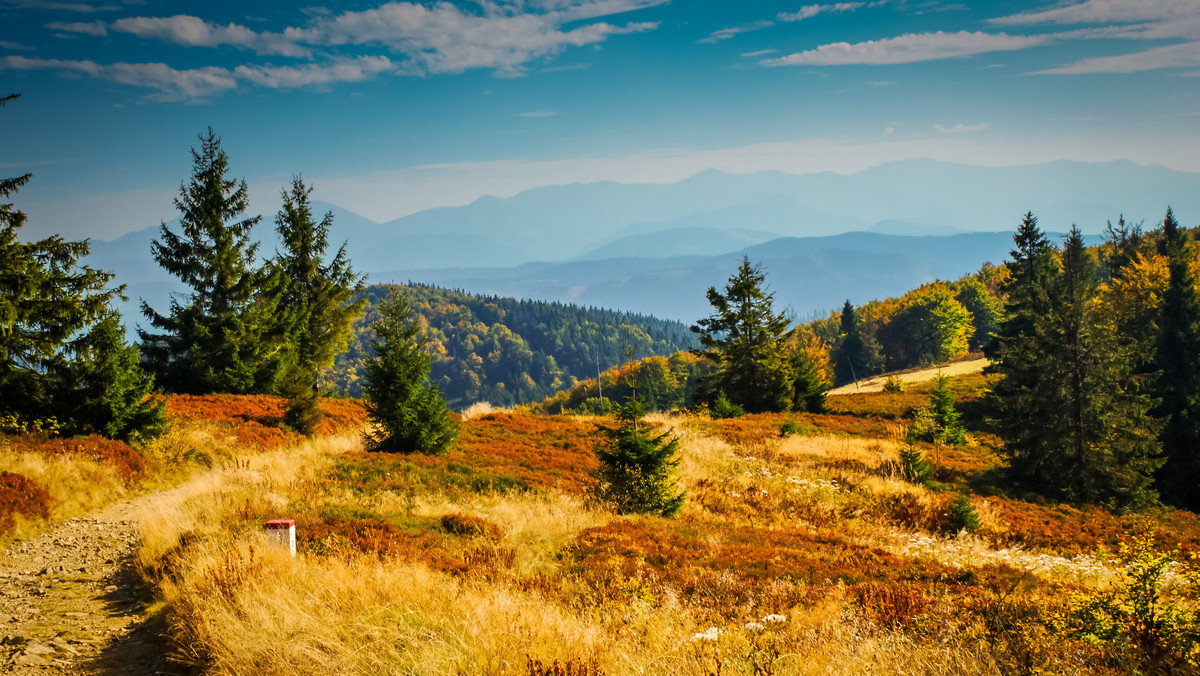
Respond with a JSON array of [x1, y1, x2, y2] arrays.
[[2, 0, 1198, 240]]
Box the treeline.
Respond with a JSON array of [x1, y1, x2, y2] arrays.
[[327, 284, 698, 408]]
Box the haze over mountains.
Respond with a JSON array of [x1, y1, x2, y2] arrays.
[[88, 158, 1200, 326]]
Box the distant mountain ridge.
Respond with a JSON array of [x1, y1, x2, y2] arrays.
[[85, 158, 1198, 329]]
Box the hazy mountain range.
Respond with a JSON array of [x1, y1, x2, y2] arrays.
[[87, 158, 1199, 326]]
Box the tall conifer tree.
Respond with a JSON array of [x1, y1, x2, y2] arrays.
[[140, 128, 280, 394], [1154, 208, 1200, 509], [1, 94, 162, 439], [272, 177, 367, 433], [832, 300, 882, 384], [692, 257, 794, 413], [989, 219, 1160, 507]]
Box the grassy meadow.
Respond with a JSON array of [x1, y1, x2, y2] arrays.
[[2, 373, 1178, 674]]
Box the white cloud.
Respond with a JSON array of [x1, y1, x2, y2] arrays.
[[0, 0, 119, 13], [761, 31, 1048, 66], [934, 122, 989, 134], [740, 49, 778, 58], [1035, 41, 1200, 74], [990, 0, 1198, 27], [234, 55, 397, 87], [0, 54, 238, 101], [111, 15, 309, 57], [778, 3, 866, 22], [0, 41, 34, 50], [45, 19, 107, 35], [290, 1, 660, 76], [517, 110, 557, 117], [699, 20, 774, 44]]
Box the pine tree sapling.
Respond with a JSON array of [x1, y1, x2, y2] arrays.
[[361, 290, 458, 455], [591, 398, 685, 516], [946, 493, 982, 534]]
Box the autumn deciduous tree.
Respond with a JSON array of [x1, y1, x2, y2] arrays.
[[894, 284, 972, 366]]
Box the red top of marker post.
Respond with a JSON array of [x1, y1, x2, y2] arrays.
[[265, 519, 295, 529]]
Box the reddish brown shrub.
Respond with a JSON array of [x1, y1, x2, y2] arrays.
[[441, 513, 505, 540], [0, 471, 51, 535]]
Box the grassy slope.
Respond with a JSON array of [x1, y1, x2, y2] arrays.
[[112, 377, 1200, 674]]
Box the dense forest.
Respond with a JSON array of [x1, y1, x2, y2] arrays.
[[325, 284, 698, 407]]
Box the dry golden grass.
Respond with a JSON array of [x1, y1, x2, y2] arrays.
[[132, 409, 1186, 675], [0, 448, 126, 541]]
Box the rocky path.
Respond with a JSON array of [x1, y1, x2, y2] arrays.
[[0, 496, 173, 675]]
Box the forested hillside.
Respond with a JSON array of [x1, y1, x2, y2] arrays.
[[326, 284, 697, 407]]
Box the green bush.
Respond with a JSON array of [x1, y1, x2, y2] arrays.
[[1056, 531, 1200, 671], [946, 493, 981, 534], [882, 375, 906, 393], [710, 391, 745, 420], [898, 446, 933, 485]]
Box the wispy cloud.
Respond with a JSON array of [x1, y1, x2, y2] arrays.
[[934, 122, 989, 134], [778, 2, 867, 23], [1035, 42, 1200, 74], [290, 1, 661, 76], [699, 20, 774, 44], [761, 31, 1048, 66], [0, 41, 35, 50], [740, 49, 778, 58], [45, 19, 107, 35], [111, 15, 310, 57], [517, 110, 557, 117], [991, 0, 1200, 74], [0, 0, 119, 12], [234, 56, 397, 87], [990, 0, 1197, 27], [0, 54, 238, 101]]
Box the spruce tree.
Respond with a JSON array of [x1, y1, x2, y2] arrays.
[[988, 220, 1160, 508], [361, 289, 457, 455], [791, 349, 826, 413], [985, 212, 1059, 487], [140, 128, 281, 394], [1154, 208, 1200, 509], [592, 398, 685, 516], [1, 93, 163, 439], [832, 300, 882, 384], [272, 177, 367, 434], [691, 257, 794, 413]]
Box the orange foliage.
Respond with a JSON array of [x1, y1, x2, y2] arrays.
[[3, 434, 145, 480], [166, 394, 366, 450], [0, 471, 51, 535], [983, 496, 1200, 556], [451, 412, 597, 493]]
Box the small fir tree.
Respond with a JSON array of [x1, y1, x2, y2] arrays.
[[591, 398, 685, 516], [361, 290, 457, 455], [908, 372, 966, 446], [791, 348, 826, 413]]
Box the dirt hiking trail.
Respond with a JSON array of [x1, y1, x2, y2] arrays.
[[0, 490, 177, 675], [826, 357, 989, 396]]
